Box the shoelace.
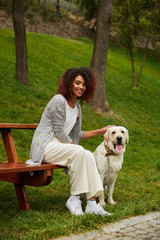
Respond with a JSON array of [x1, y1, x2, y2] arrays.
[[97, 203, 112, 215], [97, 203, 105, 212], [94, 203, 103, 211], [90, 202, 106, 214], [73, 200, 82, 214], [87, 201, 112, 215]]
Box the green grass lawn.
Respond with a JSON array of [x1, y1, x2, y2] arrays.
[[0, 28, 160, 240]]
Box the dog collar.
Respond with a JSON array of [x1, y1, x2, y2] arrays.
[[104, 143, 118, 157]]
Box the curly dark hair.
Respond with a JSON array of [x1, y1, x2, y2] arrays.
[[58, 67, 96, 102]]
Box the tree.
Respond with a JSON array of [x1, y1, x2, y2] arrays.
[[89, 0, 113, 112], [112, 0, 160, 88], [12, 0, 28, 84]]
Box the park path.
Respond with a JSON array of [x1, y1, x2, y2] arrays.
[[55, 211, 160, 240]]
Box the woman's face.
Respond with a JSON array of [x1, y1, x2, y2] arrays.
[[71, 75, 86, 99]]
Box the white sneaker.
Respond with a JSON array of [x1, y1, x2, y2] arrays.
[[66, 196, 84, 216], [85, 200, 112, 216]]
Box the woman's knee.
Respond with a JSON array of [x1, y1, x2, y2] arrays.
[[76, 148, 95, 161], [85, 149, 95, 159], [85, 150, 97, 164], [71, 146, 95, 163], [71, 145, 86, 157]]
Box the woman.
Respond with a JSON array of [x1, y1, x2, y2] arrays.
[[27, 67, 113, 216]]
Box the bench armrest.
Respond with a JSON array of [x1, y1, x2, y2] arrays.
[[0, 123, 38, 163]]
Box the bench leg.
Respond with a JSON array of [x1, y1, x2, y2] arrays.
[[14, 184, 30, 211]]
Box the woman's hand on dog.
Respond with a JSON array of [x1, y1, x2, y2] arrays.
[[83, 125, 116, 139], [101, 125, 116, 134]]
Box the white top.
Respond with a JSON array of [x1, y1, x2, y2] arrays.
[[63, 102, 79, 136]]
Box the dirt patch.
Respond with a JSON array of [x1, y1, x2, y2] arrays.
[[1, 10, 156, 50], [0, 10, 95, 39]]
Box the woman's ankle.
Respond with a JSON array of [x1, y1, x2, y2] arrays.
[[88, 196, 96, 201]]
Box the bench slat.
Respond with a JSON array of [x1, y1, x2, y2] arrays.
[[0, 123, 38, 129], [0, 162, 61, 174]]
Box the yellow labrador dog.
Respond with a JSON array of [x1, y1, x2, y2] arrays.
[[94, 126, 129, 206]]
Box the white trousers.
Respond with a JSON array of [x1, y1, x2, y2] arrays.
[[43, 137, 103, 200]]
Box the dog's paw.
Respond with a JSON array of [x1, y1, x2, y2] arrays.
[[99, 200, 106, 207], [109, 200, 117, 205]]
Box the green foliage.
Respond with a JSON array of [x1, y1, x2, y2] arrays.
[[75, 0, 98, 20], [112, 0, 160, 45], [0, 0, 36, 13], [0, 0, 12, 12], [0, 29, 160, 239], [111, 0, 160, 87]]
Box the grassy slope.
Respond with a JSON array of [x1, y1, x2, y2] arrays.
[[0, 28, 159, 240]]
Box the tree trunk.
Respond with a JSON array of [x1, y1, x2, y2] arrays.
[[126, 30, 135, 88], [136, 38, 150, 87], [128, 43, 135, 88], [12, 0, 28, 84], [43, 0, 46, 17], [89, 0, 112, 113]]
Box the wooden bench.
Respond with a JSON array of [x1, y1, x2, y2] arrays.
[[0, 123, 62, 211]]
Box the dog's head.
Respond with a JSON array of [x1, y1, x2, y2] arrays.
[[104, 126, 129, 154]]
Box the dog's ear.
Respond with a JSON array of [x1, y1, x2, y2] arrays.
[[125, 129, 129, 144], [104, 129, 110, 143]]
